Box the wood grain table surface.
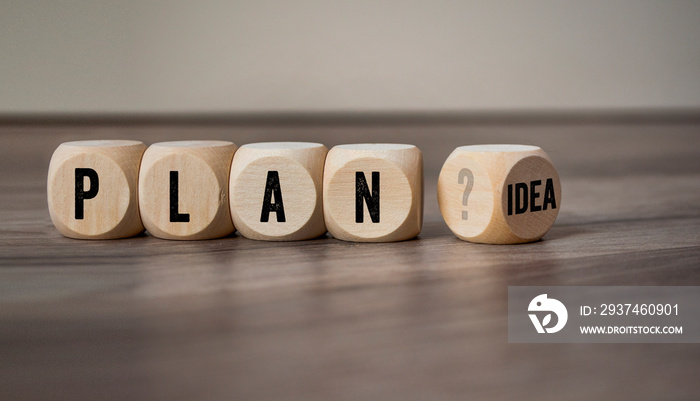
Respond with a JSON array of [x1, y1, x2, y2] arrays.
[[1, 121, 699, 400]]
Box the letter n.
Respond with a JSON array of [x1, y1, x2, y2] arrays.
[[356, 171, 380, 223]]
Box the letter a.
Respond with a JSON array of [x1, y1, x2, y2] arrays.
[[260, 171, 286, 222]]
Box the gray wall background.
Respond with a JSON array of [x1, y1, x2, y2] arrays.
[[2, 0, 699, 114]]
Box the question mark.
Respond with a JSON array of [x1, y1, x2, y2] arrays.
[[458, 168, 474, 220]]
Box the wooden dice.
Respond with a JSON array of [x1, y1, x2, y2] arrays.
[[138, 141, 237, 240], [323, 144, 423, 242], [47, 140, 146, 239], [437, 144, 561, 244], [229, 142, 327, 241], [48, 140, 563, 244]]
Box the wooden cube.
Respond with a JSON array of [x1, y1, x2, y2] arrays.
[[437, 144, 561, 244], [229, 142, 328, 241], [323, 144, 423, 242], [47, 140, 146, 239], [138, 141, 237, 240]]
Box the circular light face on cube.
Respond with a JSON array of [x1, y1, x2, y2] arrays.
[[501, 156, 561, 240], [327, 158, 413, 239], [140, 153, 223, 237], [50, 152, 130, 236], [231, 156, 317, 237]]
